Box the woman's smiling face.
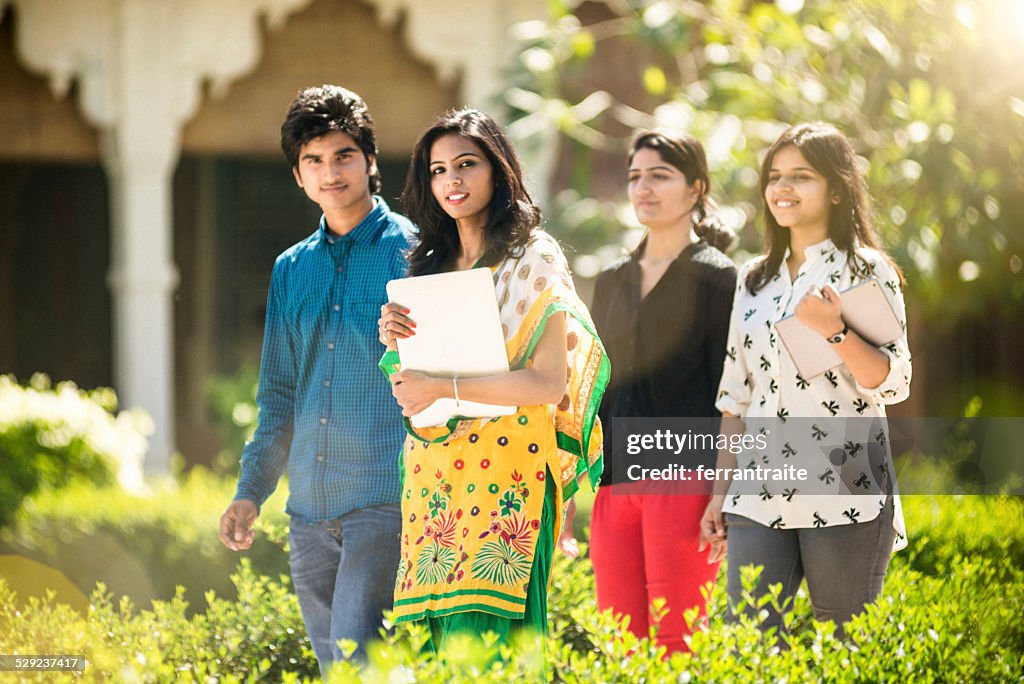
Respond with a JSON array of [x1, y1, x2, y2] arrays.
[[429, 134, 495, 228], [764, 144, 836, 236]]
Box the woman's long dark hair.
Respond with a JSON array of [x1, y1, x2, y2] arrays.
[[402, 109, 540, 276], [629, 129, 734, 252], [746, 122, 904, 294]]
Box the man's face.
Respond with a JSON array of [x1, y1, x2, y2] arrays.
[[292, 130, 376, 216]]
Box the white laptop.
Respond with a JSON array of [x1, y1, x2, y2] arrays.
[[775, 279, 903, 379], [386, 268, 517, 427]]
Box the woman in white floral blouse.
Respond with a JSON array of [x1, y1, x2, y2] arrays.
[[697, 122, 912, 638]]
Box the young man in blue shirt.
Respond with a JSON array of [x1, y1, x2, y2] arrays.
[[218, 85, 414, 675]]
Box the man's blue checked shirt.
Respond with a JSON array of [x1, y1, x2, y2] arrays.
[[235, 198, 415, 522]]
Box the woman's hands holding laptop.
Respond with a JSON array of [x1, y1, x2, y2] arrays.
[[794, 285, 844, 339], [378, 303, 416, 350]]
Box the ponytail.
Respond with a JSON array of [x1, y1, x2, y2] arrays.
[[630, 129, 734, 253], [693, 196, 734, 252]]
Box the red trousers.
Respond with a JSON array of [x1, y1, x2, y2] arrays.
[[589, 484, 720, 653]]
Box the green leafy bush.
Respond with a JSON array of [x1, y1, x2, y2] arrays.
[[0, 468, 290, 610], [1, 543, 1020, 682], [0, 560, 316, 682], [205, 363, 260, 476], [896, 494, 1024, 581], [0, 374, 148, 529], [2, 490, 1021, 682]]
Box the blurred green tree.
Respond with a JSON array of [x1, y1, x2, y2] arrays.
[[506, 0, 1024, 322]]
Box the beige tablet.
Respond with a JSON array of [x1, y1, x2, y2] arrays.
[[387, 268, 516, 428], [775, 279, 904, 379]]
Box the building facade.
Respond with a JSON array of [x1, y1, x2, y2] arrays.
[[0, 0, 545, 472]]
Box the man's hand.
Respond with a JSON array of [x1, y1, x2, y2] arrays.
[[219, 499, 259, 551]]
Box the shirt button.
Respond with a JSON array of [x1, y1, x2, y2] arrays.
[[327, 342, 335, 350], [336, 265, 344, 273], [320, 417, 327, 425], [333, 304, 340, 311], [324, 379, 330, 387], [317, 455, 325, 463]]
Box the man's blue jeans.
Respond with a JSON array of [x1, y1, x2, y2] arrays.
[[288, 503, 401, 676]]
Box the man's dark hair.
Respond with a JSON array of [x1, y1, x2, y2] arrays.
[[280, 85, 381, 194]]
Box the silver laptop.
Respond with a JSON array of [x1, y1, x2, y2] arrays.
[[387, 268, 517, 427], [775, 279, 903, 379]]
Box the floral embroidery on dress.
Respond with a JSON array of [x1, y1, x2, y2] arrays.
[[470, 474, 540, 587]]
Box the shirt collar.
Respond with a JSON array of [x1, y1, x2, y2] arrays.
[[316, 196, 390, 246], [782, 237, 837, 265], [626, 235, 703, 283]]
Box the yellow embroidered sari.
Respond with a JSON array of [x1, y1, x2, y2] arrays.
[[379, 231, 609, 622]]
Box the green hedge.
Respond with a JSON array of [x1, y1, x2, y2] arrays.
[[897, 494, 1024, 581], [204, 364, 259, 477], [0, 375, 149, 529], [1, 538, 1020, 682], [0, 468, 291, 610], [0, 560, 315, 682], [1, 487, 1021, 682]]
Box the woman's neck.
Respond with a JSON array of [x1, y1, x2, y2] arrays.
[[454, 218, 487, 270], [635, 218, 697, 299], [786, 224, 829, 274], [642, 218, 697, 263]]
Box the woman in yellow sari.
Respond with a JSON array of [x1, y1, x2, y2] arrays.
[[377, 109, 609, 652]]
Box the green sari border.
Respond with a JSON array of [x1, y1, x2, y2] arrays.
[[394, 603, 525, 624], [394, 588, 528, 608], [517, 300, 611, 499], [379, 349, 464, 443]]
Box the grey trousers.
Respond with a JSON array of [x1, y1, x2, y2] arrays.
[[724, 498, 895, 639]]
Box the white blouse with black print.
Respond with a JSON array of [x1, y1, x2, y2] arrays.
[[715, 238, 911, 551]]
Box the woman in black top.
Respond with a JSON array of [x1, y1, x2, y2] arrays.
[[586, 129, 736, 653]]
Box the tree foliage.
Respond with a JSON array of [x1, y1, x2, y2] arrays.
[[507, 0, 1024, 320]]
